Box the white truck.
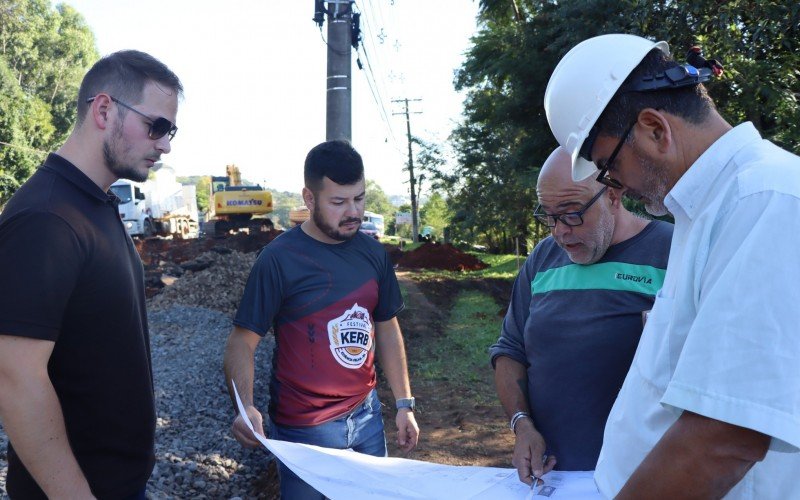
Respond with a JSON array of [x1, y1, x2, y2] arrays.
[[110, 164, 199, 239], [363, 210, 385, 236]]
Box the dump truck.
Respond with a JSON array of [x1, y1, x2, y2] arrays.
[[110, 163, 199, 239], [204, 164, 273, 237]]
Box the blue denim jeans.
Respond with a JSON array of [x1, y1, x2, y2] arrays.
[[269, 389, 387, 499]]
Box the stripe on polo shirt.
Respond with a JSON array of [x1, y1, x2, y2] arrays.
[[531, 262, 665, 296]]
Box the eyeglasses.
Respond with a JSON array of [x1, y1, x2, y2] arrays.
[[594, 122, 635, 189], [534, 186, 608, 228], [86, 95, 178, 141]]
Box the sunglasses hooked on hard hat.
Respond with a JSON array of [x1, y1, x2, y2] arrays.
[[86, 95, 178, 141]]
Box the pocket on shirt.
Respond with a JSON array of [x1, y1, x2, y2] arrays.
[[632, 291, 675, 390]]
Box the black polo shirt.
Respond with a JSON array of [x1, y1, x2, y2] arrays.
[[0, 154, 155, 499]]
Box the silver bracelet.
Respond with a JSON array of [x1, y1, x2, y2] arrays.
[[509, 411, 531, 434]]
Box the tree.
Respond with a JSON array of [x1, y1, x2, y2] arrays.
[[419, 191, 451, 239], [195, 176, 211, 214], [365, 178, 393, 220], [448, 0, 800, 252], [0, 57, 52, 203], [0, 0, 97, 204]]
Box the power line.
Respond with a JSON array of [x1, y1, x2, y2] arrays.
[[358, 44, 397, 142], [352, 1, 401, 150]]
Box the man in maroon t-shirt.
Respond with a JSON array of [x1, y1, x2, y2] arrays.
[[224, 140, 419, 498]]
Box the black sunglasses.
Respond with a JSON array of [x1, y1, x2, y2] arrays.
[[594, 122, 635, 189], [86, 95, 177, 141], [534, 186, 609, 228]]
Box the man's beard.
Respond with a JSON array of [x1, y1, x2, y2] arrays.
[[559, 201, 615, 265], [630, 153, 671, 217], [103, 121, 150, 183], [312, 205, 361, 242]]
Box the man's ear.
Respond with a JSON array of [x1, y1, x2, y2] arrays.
[[606, 184, 623, 209], [635, 108, 672, 155], [88, 94, 112, 132], [302, 187, 315, 211]]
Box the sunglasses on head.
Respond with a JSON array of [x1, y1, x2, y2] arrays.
[[86, 95, 177, 141]]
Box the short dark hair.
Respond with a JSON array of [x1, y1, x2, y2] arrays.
[[76, 50, 183, 125], [304, 140, 365, 192], [595, 48, 716, 138]]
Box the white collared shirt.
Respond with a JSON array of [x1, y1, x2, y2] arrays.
[[595, 122, 800, 499]]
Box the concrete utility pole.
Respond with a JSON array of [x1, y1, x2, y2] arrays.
[[322, 0, 353, 141], [393, 98, 422, 242]]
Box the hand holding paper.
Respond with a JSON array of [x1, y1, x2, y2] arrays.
[[231, 381, 270, 449]]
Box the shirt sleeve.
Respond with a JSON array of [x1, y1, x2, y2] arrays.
[[489, 250, 536, 368], [0, 211, 83, 340], [233, 247, 284, 336], [662, 189, 800, 452], [373, 249, 404, 322]]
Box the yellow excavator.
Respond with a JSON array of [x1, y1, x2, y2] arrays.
[[205, 164, 273, 237]]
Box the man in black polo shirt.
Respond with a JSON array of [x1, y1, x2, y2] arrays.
[[0, 50, 182, 499]]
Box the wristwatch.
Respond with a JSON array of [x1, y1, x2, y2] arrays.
[[395, 397, 416, 411]]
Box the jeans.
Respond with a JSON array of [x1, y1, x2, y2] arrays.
[[269, 389, 387, 499]]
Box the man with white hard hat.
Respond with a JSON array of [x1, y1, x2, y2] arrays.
[[545, 33, 800, 498]]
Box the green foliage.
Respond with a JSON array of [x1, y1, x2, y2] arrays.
[[410, 251, 520, 282], [412, 289, 501, 388], [195, 176, 211, 214], [451, 0, 800, 252], [0, 0, 98, 204], [419, 191, 450, 238], [269, 189, 304, 228], [365, 179, 392, 213], [365, 179, 394, 227], [0, 58, 51, 203]]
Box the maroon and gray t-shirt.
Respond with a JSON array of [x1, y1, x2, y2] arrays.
[[234, 226, 403, 426]]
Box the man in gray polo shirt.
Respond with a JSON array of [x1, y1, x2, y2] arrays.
[[490, 147, 672, 485]]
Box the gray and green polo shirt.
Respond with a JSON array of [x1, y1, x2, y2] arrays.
[[490, 220, 672, 471]]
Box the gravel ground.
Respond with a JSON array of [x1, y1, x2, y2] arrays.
[[1, 249, 279, 498], [146, 306, 275, 499]]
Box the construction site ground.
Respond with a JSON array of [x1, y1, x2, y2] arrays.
[[136, 231, 516, 496]]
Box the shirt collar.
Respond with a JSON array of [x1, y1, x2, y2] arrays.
[[40, 153, 120, 207], [665, 122, 762, 220]]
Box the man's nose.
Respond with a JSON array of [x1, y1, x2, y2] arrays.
[[551, 219, 571, 237], [155, 134, 171, 154], [349, 199, 365, 215]]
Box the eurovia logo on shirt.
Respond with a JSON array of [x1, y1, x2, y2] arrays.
[[328, 303, 373, 369]]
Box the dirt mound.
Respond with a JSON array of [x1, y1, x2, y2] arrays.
[[136, 229, 282, 297], [397, 243, 489, 272], [148, 250, 257, 316], [382, 243, 404, 265]]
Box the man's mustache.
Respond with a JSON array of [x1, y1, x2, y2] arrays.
[[339, 218, 362, 227]]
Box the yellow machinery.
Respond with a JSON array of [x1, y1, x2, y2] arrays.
[[207, 164, 273, 237]]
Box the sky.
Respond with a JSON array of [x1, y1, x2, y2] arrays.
[[55, 0, 480, 197]]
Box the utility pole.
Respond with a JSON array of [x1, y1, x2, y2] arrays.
[[393, 98, 422, 242], [314, 0, 354, 141]]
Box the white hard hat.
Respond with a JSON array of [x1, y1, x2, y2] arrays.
[[544, 34, 670, 181]]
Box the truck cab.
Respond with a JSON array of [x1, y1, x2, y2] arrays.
[[110, 164, 199, 239], [110, 180, 153, 237]]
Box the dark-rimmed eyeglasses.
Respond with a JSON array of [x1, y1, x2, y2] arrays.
[[86, 95, 178, 141], [534, 186, 609, 228], [594, 122, 635, 189]]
